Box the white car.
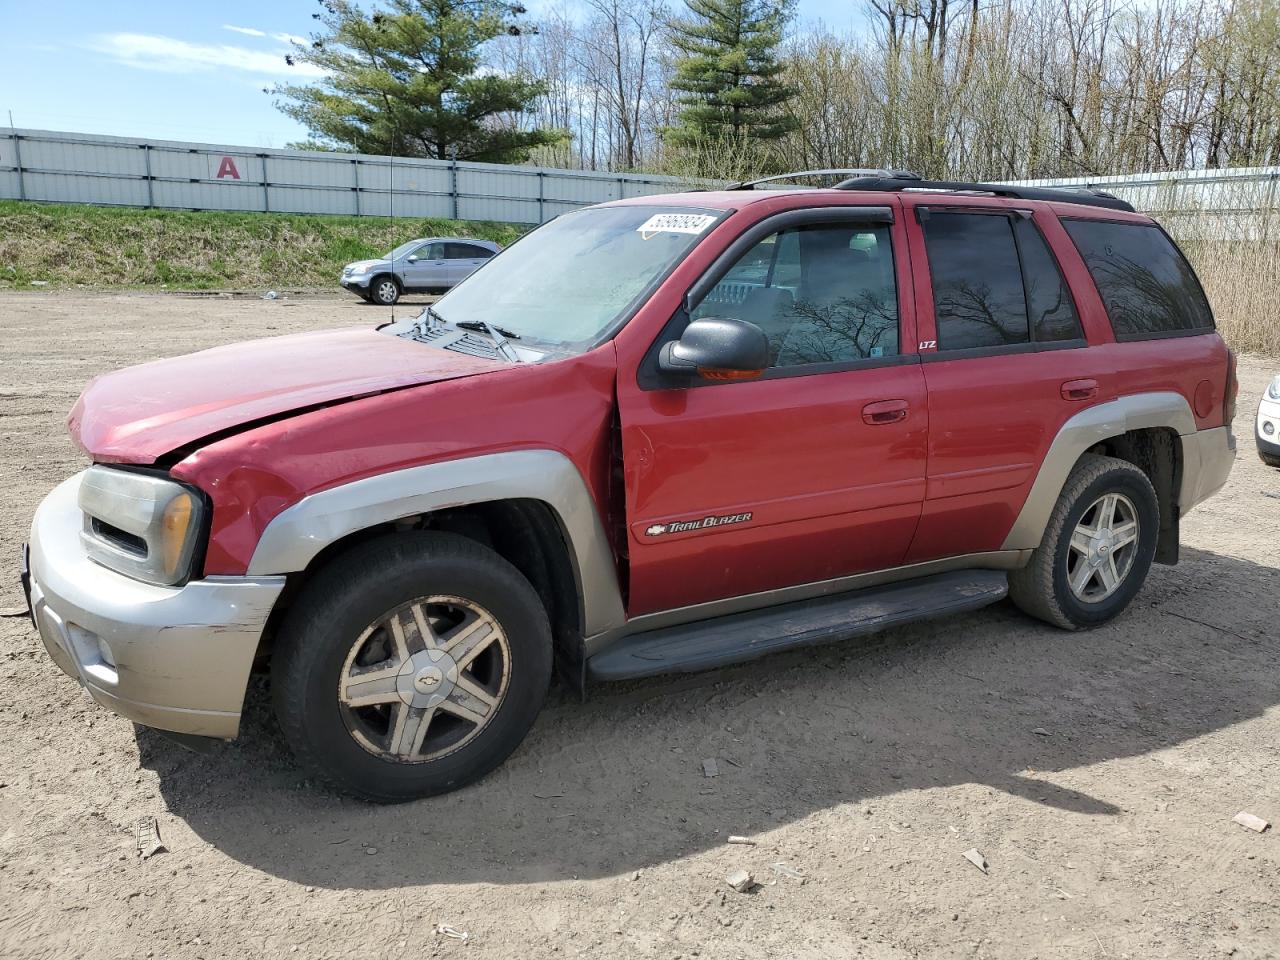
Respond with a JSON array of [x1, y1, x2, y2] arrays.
[[1257, 374, 1280, 467]]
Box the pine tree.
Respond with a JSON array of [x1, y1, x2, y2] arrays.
[[666, 0, 798, 147], [275, 0, 560, 163]]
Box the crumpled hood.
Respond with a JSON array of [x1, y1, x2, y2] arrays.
[[69, 326, 499, 464]]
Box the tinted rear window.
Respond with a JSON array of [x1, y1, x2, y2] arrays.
[[1063, 220, 1213, 338]]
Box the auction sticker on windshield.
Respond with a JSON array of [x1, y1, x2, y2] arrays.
[[637, 213, 718, 239]]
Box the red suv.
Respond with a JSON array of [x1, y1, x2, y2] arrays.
[[22, 171, 1237, 801]]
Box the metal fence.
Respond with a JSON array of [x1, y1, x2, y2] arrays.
[[0, 128, 687, 225], [3, 128, 1279, 229]]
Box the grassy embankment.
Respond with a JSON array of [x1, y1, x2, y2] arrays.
[[0, 200, 1275, 354], [0, 201, 528, 291]]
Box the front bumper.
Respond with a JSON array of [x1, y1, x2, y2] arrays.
[[27, 473, 285, 739], [1256, 396, 1280, 460], [340, 275, 370, 293]]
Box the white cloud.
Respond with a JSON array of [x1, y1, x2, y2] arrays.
[[90, 33, 325, 77], [223, 24, 307, 45]]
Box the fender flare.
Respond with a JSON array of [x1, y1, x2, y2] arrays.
[[1001, 391, 1199, 551], [246, 450, 627, 637]]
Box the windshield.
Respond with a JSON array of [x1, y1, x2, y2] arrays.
[[384, 240, 422, 260], [432, 205, 723, 351]]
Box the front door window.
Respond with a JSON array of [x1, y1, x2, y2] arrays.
[[692, 223, 900, 368]]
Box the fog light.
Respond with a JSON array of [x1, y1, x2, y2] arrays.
[[1265, 421, 1276, 436], [97, 636, 116, 669]]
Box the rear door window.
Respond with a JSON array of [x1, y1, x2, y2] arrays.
[[1014, 218, 1083, 343], [446, 242, 491, 260], [922, 213, 1029, 349], [1062, 220, 1213, 338]]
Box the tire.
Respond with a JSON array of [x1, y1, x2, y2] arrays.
[[370, 275, 401, 306], [1009, 453, 1159, 630], [1260, 451, 1280, 469], [271, 532, 552, 803]]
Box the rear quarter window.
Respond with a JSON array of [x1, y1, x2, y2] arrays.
[[1062, 219, 1213, 339]]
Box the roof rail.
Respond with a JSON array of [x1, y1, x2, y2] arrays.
[[833, 176, 1136, 213], [727, 168, 922, 190]]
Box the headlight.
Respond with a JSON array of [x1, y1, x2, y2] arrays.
[[1267, 375, 1280, 400], [77, 466, 206, 585]]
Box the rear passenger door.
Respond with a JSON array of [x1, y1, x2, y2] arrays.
[[445, 242, 494, 285], [902, 203, 1100, 563]]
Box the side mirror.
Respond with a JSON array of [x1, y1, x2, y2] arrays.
[[406, 255, 419, 263], [658, 317, 769, 381]]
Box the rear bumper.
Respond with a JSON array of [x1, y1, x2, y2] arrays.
[[27, 474, 285, 739], [1179, 425, 1235, 512]]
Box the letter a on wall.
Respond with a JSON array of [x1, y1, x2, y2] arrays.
[[216, 156, 241, 180]]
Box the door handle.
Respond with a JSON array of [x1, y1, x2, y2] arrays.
[[1061, 378, 1098, 401], [862, 399, 909, 425]]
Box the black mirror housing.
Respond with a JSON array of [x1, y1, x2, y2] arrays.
[[658, 317, 770, 380]]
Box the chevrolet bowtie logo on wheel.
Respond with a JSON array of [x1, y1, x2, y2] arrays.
[[645, 513, 753, 536]]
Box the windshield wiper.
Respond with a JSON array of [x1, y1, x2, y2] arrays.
[[455, 319, 523, 363], [456, 320, 520, 340]]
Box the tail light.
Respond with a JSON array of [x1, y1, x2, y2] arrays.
[[1224, 348, 1238, 426]]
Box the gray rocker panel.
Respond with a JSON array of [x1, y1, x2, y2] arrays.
[[246, 449, 627, 637]]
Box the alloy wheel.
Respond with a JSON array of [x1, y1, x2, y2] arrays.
[[1065, 492, 1140, 603], [337, 596, 510, 762]]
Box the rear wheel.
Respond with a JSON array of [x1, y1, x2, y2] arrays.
[[1009, 454, 1159, 630], [370, 275, 401, 306], [271, 532, 552, 802]]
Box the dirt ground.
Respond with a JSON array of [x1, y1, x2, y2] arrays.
[[1, 291, 1277, 960]]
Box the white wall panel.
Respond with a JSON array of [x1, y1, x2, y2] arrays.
[[6, 129, 1279, 229]]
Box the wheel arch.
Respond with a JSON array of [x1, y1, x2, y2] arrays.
[[1003, 392, 1197, 562], [247, 451, 627, 671]]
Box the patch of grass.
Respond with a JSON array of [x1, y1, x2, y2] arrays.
[[0, 201, 529, 291], [1168, 212, 1280, 357]]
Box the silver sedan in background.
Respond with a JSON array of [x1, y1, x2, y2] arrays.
[[341, 237, 501, 305]]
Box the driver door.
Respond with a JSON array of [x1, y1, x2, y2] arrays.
[[616, 206, 929, 616], [401, 242, 446, 291]]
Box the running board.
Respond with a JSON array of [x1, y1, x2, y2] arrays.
[[586, 569, 1008, 682]]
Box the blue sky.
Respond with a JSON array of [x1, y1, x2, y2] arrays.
[[0, 0, 863, 149]]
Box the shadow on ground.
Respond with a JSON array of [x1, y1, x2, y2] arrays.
[[140, 546, 1277, 888]]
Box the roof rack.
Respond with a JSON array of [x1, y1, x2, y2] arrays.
[[833, 175, 1136, 212], [727, 168, 923, 190]]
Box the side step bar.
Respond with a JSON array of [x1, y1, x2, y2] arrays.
[[586, 569, 1008, 682]]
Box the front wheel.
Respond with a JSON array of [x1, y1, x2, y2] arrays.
[[1009, 454, 1159, 630], [271, 532, 552, 802], [370, 275, 401, 305]]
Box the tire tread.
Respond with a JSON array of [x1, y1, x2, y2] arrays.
[[1008, 453, 1156, 630]]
